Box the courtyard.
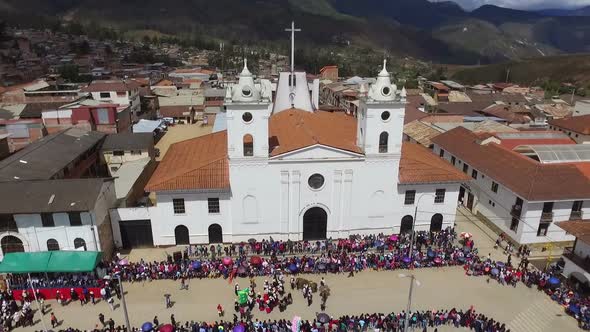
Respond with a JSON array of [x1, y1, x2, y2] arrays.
[[14, 208, 581, 331], [18, 267, 577, 331]]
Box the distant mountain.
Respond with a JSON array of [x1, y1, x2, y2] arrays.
[[537, 6, 590, 17], [1, 0, 590, 64]]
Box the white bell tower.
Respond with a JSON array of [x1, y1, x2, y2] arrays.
[[225, 59, 272, 160], [357, 60, 406, 157]]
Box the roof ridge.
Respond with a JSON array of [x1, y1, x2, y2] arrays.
[[147, 156, 227, 189]]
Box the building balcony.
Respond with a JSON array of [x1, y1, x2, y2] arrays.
[[570, 211, 583, 221], [511, 205, 522, 218], [563, 248, 590, 275], [541, 211, 553, 222]]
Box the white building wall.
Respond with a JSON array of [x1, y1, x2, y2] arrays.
[[433, 143, 585, 245], [149, 192, 232, 245], [563, 240, 590, 282]]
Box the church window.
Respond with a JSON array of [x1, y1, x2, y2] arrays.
[[208, 198, 220, 214], [243, 134, 253, 157], [308, 174, 325, 190], [382, 86, 391, 96], [173, 199, 185, 214], [242, 112, 253, 123], [381, 111, 390, 121], [379, 132, 389, 153]]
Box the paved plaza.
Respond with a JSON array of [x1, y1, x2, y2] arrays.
[[15, 209, 580, 331], [18, 267, 578, 331]]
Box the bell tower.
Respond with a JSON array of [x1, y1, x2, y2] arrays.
[[357, 60, 406, 157], [225, 59, 272, 160]]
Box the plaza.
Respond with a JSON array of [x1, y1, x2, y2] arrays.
[[14, 209, 580, 332], [17, 266, 577, 332]]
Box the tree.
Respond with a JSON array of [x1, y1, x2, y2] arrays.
[[58, 64, 80, 83]]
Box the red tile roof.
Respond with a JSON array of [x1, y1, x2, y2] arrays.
[[268, 109, 362, 156], [81, 80, 139, 93], [557, 221, 590, 243], [498, 138, 575, 150], [399, 143, 471, 184], [432, 127, 590, 201], [147, 111, 473, 191], [159, 106, 192, 118], [145, 131, 229, 191], [549, 115, 590, 135]]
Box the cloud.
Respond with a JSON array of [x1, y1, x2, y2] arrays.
[[446, 0, 590, 10]]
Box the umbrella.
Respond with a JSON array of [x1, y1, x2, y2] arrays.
[[288, 263, 298, 273], [427, 249, 435, 258], [460, 232, 472, 239], [142, 322, 154, 332], [549, 276, 561, 286], [569, 303, 581, 315], [250, 256, 262, 266], [317, 263, 327, 271], [495, 262, 505, 267], [291, 316, 301, 332], [118, 259, 129, 266], [402, 256, 412, 264], [491, 268, 499, 275], [159, 324, 174, 332], [375, 240, 383, 247], [222, 257, 233, 266], [389, 235, 399, 242], [434, 257, 442, 264], [237, 266, 246, 275], [192, 261, 201, 270], [317, 313, 330, 324], [457, 256, 466, 263], [233, 324, 245, 332]]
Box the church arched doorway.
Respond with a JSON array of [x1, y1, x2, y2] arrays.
[[400, 215, 414, 234], [1, 235, 24, 255], [208, 224, 223, 243], [175, 225, 190, 245], [303, 207, 327, 240], [430, 214, 443, 232]]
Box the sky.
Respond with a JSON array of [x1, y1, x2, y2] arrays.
[[444, 0, 590, 10]]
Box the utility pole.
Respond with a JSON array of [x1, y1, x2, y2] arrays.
[[505, 68, 510, 83], [117, 275, 131, 332], [404, 274, 416, 332]]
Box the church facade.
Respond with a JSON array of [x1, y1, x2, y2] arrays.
[[142, 62, 470, 245]]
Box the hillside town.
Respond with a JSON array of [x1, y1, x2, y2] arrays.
[[0, 22, 590, 332]]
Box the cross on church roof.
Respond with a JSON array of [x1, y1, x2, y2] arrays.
[[285, 21, 301, 87]]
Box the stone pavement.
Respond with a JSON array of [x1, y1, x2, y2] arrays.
[[17, 267, 579, 331]]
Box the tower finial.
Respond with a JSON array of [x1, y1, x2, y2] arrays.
[[244, 58, 248, 71], [383, 59, 387, 72]]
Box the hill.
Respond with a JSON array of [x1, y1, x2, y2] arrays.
[[450, 54, 590, 86], [537, 6, 590, 17], [1, 0, 590, 64]]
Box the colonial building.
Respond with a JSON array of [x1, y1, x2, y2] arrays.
[[0, 178, 116, 258], [432, 128, 590, 246], [117, 61, 469, 247]]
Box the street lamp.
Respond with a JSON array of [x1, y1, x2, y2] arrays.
[[399, 273, 421, 332], [115, 274, 131, 331]]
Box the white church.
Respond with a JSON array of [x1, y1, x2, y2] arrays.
[[132, 55, 470, 246]]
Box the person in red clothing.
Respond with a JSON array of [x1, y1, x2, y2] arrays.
[[217, 304, 224, 317]]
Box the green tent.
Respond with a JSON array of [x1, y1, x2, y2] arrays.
[[0, 252, 52, 273], [0, 251, 102, 274]]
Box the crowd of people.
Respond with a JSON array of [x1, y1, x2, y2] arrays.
[[465, 236, 590, 330], [0, 288, 35, 329], [34, 307, 510, 332]]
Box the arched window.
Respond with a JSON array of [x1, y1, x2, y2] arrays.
[[74, 238, 87, 251], [47, 238, 60, 251], [1, 236, 24, 255], [400, 215, 414, 234], [430, 214, 443, 233], [379, 132, 389, 153], [243, 134, 253, 157]]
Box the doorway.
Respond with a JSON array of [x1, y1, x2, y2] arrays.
[[174, 225, 190, 245], [400, 215, 414, 234], [303, 207, 328, 240], [467, 193, 474, 211], [430, 214, 443, 232], [208, 224, 223, 243]]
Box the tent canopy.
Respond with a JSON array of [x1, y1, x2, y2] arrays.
[[0, 251, 102, 274]]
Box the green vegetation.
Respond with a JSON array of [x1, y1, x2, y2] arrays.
[[451, 54, 590, 92]]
